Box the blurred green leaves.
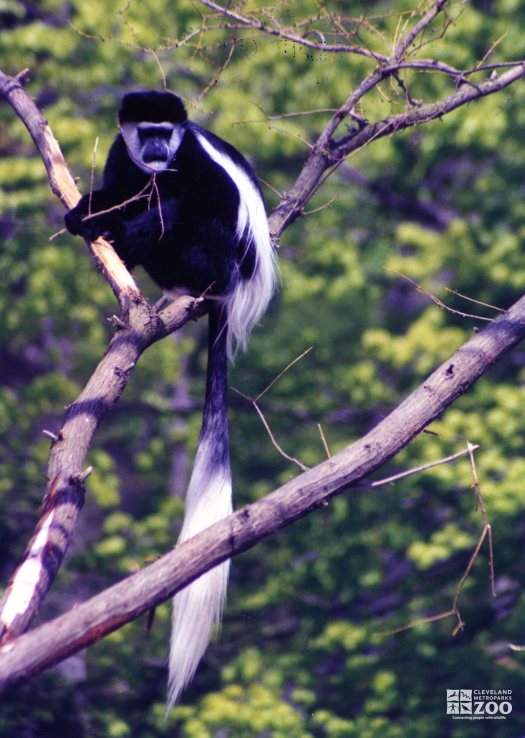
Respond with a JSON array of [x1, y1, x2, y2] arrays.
[[1, 1, 525, 736]]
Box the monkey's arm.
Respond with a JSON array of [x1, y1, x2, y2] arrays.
[[64, 190, 119, 242], [65, 134, 145, 243]]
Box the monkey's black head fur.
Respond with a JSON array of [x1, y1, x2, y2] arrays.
[[118, 90, 188, 124]]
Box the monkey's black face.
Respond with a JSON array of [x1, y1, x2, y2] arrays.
[[121, 121, 184, 173], [139, 126, 171, 164]]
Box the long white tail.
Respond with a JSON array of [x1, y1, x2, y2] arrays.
[[167, 305, 232, 708]]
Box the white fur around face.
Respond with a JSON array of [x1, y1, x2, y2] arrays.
[[121, 122, 183, 173]]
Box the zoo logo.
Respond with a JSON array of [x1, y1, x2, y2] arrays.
[[446, 690, 513, 720]]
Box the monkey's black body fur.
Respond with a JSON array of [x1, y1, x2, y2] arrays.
[[66, 124, 257, 298]]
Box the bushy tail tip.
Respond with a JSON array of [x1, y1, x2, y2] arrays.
[[167, 465, 232, 708], [167, 558, 230, 708]]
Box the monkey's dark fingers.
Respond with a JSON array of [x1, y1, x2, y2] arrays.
[[64, 208, 107, 242], [64, 206, 85, 235]]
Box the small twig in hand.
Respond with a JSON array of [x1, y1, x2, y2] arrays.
[[82, 179, 155, 222], [149, 175, 165, 239]]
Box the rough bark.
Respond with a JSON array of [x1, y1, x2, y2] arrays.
[[1, 287, 525, 691]]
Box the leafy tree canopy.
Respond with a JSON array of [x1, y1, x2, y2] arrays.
[[1, 1, 525, 736]]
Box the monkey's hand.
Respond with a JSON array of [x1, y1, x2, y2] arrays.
[[64, 192, 115, 242]]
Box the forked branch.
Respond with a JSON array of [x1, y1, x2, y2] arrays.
[[0, 73, 207, 644]]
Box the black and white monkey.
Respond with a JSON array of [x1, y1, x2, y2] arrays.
[[65, 90, 277, 706]]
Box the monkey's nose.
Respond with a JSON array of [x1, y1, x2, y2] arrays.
[[143, 138, 170, 163]]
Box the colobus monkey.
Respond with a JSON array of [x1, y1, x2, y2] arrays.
[[65, 90, 277, 706]]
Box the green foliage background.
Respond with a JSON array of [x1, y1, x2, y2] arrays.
[[1, 0, 525, 735]]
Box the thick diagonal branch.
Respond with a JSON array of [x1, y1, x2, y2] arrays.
[[0, 297, 205, 644], [0, 72, 211, 644], [0, 69, 140, 305], [2, 286, 525, 690]]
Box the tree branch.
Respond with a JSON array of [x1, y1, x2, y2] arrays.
[[2, 286, 525, 690], [2, 0, 525, 691], [331, 63, 525, 161], [0, 73, 208, 643], [194, 0, 387, 61], [269, 59, 525, 235], [0, 69, 141, 307], [260, 0, 524, 237], [0, 296, 206, 644]]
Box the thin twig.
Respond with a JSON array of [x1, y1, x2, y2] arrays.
[[444, 287, 504, 313], [318, 424, 332, 459], [376, 608, 456, 637], [466, 441, 496, 597], [376, 441, 496, 639], [231, 348, 314, 472], [388, 269, 496, 322], [194, 0, 387, 61], [255, 346, 313, 402], [232, 387, 309, 472], [365, 444, 479, 488]]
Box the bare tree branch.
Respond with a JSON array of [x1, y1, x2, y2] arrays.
[[270, 61, 525, 236], [0, 69, 140, 307], [2, 287, 525, 690], [193, 0, 387, 61], [0, 296, 206, 644], [331, 63, 525, 161], [2, 0, 525, 692], [0, 73, 210, 644]]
